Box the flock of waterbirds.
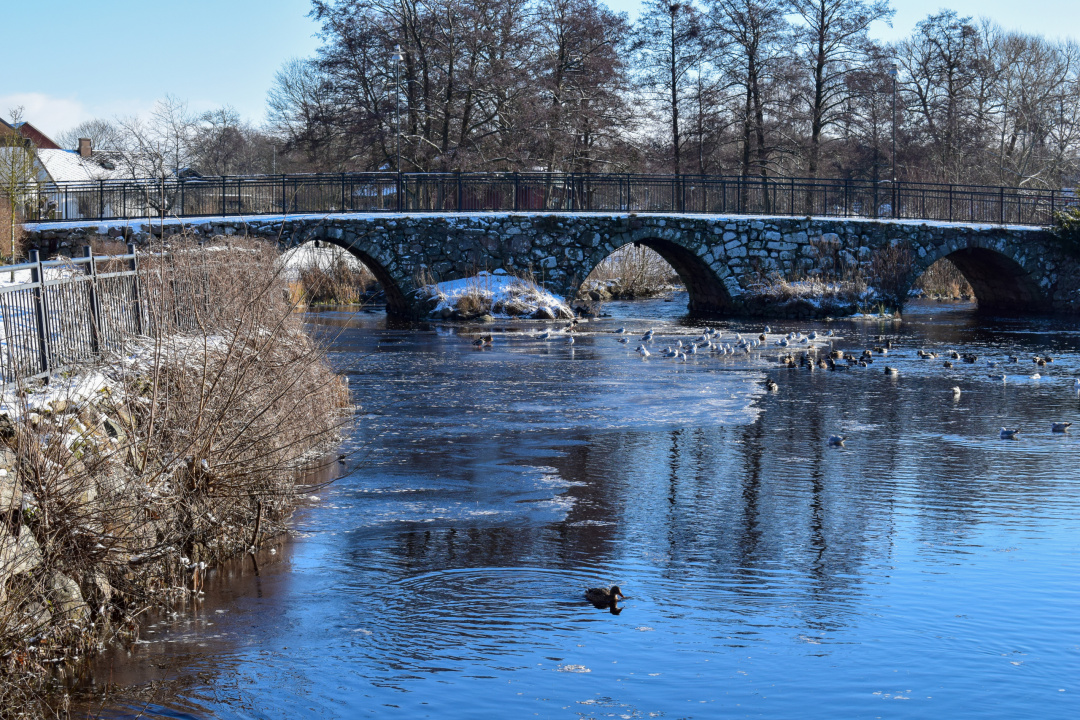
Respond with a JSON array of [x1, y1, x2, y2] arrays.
[[468, 317, 1078, 444]]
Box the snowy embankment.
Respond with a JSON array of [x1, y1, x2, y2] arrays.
[[741, 278, 886, 318], [417, 271, 574, 320]]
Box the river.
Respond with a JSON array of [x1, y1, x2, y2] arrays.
[[75, 296, 1080, 718]]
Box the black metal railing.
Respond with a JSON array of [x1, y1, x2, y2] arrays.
[[0, 245, 217, 386], [21, 172, 1075, 226]]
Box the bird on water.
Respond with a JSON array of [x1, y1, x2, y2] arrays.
[[1000, 427, 1020, 439], [585, 585, 624, 609], [1052, 422, 1072, 433]]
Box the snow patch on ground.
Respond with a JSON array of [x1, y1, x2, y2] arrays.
[[419, 271, 573, 320]]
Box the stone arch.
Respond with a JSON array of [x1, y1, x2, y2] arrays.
[[581, 234, 735, 315], [295, 236, 415, 316], [911, 244, 1044, 314]]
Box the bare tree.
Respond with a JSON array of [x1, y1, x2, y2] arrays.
[[633, 1, 709, 175], [0, 107, 39, 262], [54, 118, 124, 152], [787, 0, 893, 178]]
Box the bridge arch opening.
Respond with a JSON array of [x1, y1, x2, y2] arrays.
[[283, 240, 411, 315], [582, 238, 733, 315], [912, 247, 1042, 314]]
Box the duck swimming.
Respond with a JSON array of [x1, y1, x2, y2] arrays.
[[585, 585, 624, 608]]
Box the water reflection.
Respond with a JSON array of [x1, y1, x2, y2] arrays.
[[77, 299, 1080, 719]]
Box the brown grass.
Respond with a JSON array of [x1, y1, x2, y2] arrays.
[[0, 205, 26, 263], [913, 258, 974, 299], [292, 246, 377, 305], [582, 245, 680, 299]]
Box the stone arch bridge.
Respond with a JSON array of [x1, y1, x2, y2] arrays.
[[22, 212, 1079, 317]]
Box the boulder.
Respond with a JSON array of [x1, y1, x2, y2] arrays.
[[46, 571, 90, 625]]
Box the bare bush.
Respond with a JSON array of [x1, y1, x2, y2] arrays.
[[0, 236, 351, 715], [290, 246, 377, 305], [582, 245, 681, 299], [913, 258, 974, 299]]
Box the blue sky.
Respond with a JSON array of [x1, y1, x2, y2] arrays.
[[2, 0, 1077, 142]]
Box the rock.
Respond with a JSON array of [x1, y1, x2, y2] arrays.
[[478, 314, 495, 323], [47, 571, 90, 625], [0, 527, 43, 577], [532, 305, 556, 320]]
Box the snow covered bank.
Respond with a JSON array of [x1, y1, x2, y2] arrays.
[[741, 279, 888, 318], [418, 271, 574, 320]]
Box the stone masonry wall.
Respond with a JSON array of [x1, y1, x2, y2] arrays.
[[21, 213, 1074, 317]]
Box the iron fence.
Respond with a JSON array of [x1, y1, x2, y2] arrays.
[[21, 172, 1076, 226], [0, 245, 214, 386]]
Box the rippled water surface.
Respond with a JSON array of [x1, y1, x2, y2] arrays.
[[81, 297, 1080, 718]]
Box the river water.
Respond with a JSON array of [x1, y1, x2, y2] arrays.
[[77, 297, 1080, 718]]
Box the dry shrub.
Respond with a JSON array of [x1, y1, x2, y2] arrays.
[[455, 275, 494, 317], [913, 258, 973, 299], [582, 244, 680, 299], [0, 235, 352, 716], [869, 241, 913, 309], [293, 246, 376, 305]]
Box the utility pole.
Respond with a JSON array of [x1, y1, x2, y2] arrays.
[[889, 64, 898, 183], [392, 45, 404, 174]]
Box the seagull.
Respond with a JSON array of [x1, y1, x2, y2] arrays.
[[618, 337, 629, 344], [828, 435, 845, 446], [1031, 373, 1041, 380], [764, 378, 779, 392], [1052, 422, 1073, 433], [536, 331, 550, 340], [951, 386, 962, 398], [615, 327, 627, 334], [1000, 427, 1020, 439], [566, 336, 575, 345], [884, 366, 898, 376], [636, 345, 651, 357]]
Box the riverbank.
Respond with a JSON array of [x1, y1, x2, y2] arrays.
[[0, 239, 352, 718]]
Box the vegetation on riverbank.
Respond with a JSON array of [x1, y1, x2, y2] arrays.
[[580, 245, 683, 302], [417, 269, 574, 320], [285, 243, 378, 305], [0, 238, 351, 718]]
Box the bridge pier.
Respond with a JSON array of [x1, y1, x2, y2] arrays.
[[20, 212, 1077, 318]]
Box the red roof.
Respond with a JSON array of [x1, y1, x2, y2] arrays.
[[0, 119, 60, 149]]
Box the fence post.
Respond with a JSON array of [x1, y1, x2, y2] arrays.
[[82, 246, 102, 354], [99, 179, 105, 219], [281, 174, 287, 214], [790, 177, 795, 215], [1051, 190, 1056, 223], [221, 175, 227, 216], [127, 243, 144, 336], [894, 182, 900, 219], [396, 173, 403, 212], [341, 172, 346, 211], [999, 186, 1005, 225], [29, 249, 51, 375]]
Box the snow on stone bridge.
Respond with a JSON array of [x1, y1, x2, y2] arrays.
[[21, 212, 1075, 317]]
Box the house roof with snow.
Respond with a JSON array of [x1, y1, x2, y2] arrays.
[[0, 118, 60, 150], [35, 149, 128, 183]]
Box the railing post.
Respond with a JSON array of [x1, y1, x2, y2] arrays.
[[281, 174, 287, 214], [999, 186, 1005, 225], [790, 177, 795, 215], [1051, 190, 1056, 223], [29, 249, 51, 375], [82, 245, 102, 354], [893, 181, 900, 219], [457, 172, 463, 211], [221, 175, 227, 216], [99, 179, 105, 220], [127, 243, 144, 336], [513, 172, 520, 212], [948, 185, 953, 222], [178, 178, 184, 216]]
